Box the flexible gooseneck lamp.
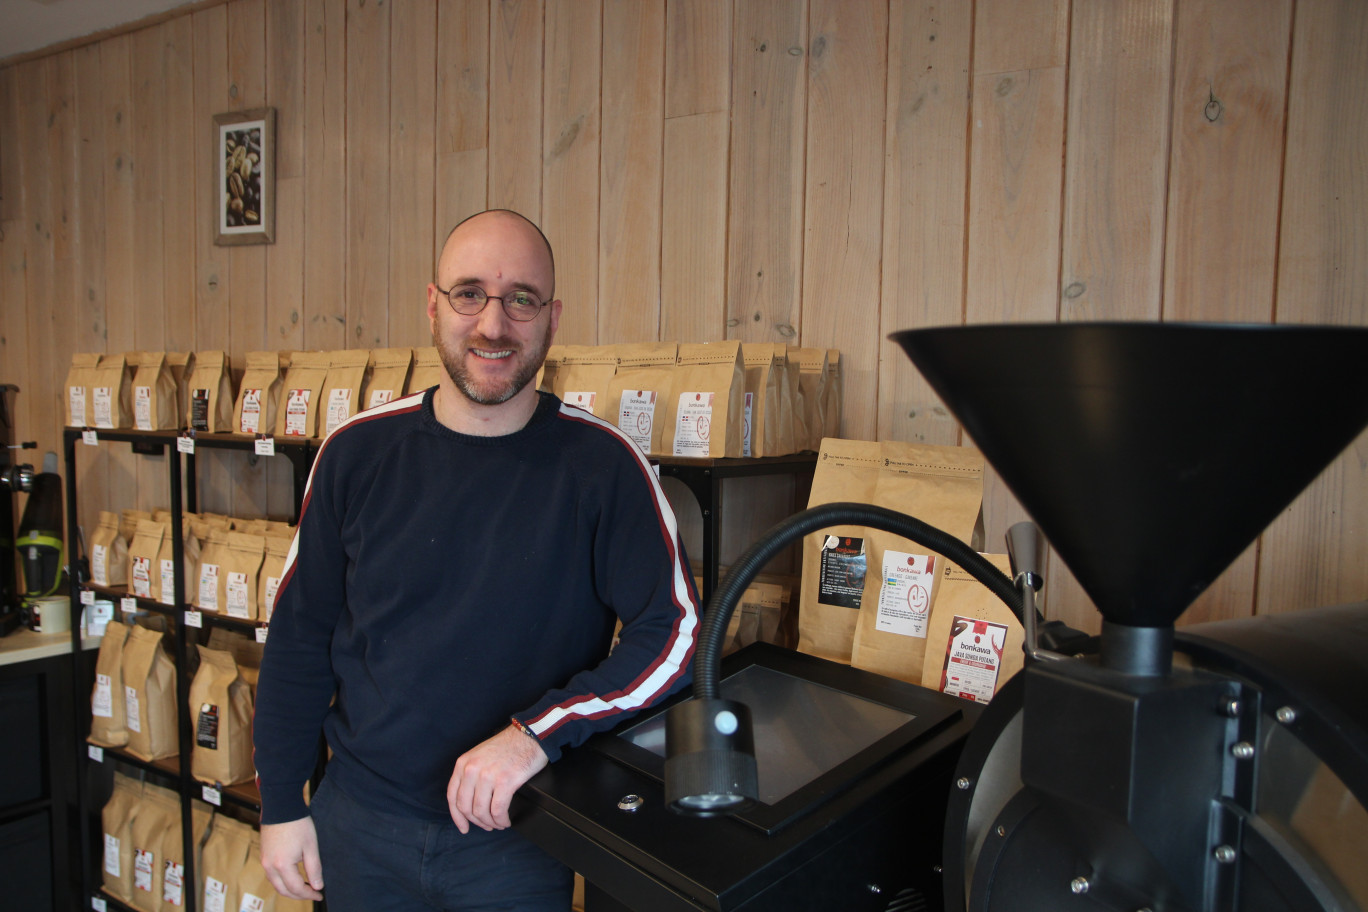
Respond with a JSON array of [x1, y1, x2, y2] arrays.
[[663, 502, 1056, 816]]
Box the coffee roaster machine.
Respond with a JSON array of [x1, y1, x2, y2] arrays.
[[514, 323, 1368, 912]]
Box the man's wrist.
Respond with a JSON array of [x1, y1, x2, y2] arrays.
[[510, 717, 539, 741]]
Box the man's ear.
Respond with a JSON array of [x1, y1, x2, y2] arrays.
[[548, 299, 563, 338]]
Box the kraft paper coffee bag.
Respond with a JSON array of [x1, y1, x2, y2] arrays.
[[159, 798, 213, 912], [91, 353, 135, 429], [131, 352, 181, 431], [103, 771, 145, 901], [407, 347, 444, 394], [90, 617, 132, 747], [793, 348, 828, 452], [363, 347, 413, 410], [195, 528, 229, 613], [222, 532, 265, 621], [127, 519, 167, 600], [605, 342, 677, 455], [551, 345, 619, 417], [920, 554, 1023, 702], [65, 352, 102, 426], [664, 341, 746, 458], [276, 351, 330, 439], [258, 534, 292, 624], [121, 509, 153, 555], [824, 349, 843, 439], [166, 351, 192, 424], [91, 510, 129, 587], [320, 349, 370, 436], [123, 623, 180, 762], [200, 815, 254, 912], [233, 351, 284, 436], [128, 782, 180, 912], [155, 514, 199, 607], [741, 343, 784, 457], [185, 351, 235, 433], [190, 645, 255, 786]]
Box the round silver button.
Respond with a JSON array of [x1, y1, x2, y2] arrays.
[[617, 794, 645, 812]]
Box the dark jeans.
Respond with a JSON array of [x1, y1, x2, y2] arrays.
[[310, 776, 573, 912]]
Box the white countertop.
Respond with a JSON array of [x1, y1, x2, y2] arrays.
[[0, 627, 101, 668]]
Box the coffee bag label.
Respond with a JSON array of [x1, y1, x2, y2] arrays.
[[163, 861, 184, 905], [92, 544, 109, 585], [197, 702, 220, 750], [367, 389, 394, 409], [874, 551, 936, 638], [204, 877, 227, 912], [131, 556, 152, 598], [93, 673, 114, 717], [325, 388, 352, 436], [160, 559, 176, 605], [618, 391, 657, 452], [938, 616, 1008, 704], [134, 386, 153, 430], [198, 564, 219, 611], [135, 848, 155, 893], [226, 571, 249, 618], [818, 535, 865, 609], [104, 834, 121, 876], [69, 387, 87, 426], [240, 891, 266, 912], [565, 391, 597, 415], [125, 684, 142, 733], [240, 388, 262, 434], [284, 389, 310, 436], [743, 391, 754, 458], [263, 575, 282, 622], [673, 392, 714, 457], [190, 389, 210, 431], [93, 386, 114, 427]]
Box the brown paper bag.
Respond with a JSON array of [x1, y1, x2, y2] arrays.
[[823, 349, 843, 439], [166, 351, 193, 425], [407, 346, 444, 394], [120, 509, 153, 554], [65, 352, 103, 426], [363, 347, 413, 410], [550, 345, 619, 417], [89, 617, 132, 747], [233, 351, 284, 436], [236, 830, 315, 912], [91, 353, 135, 429], [919, 555, 1023, 702], [128, 782, 180, 912], [91, 510, 129, 587], [190, 645, 255, 786], [793, 348, 828, 452], [127, 519, 167, 600], [320, 349, 370, 436], [275, 351, 329, 438], [159, 798, 213, 912], [847, 446, 987, 681], [102, 772, 145, 901], [663, 341, 746, 458], [123, 624, 180, 761], [537, 345, 566, 395], [155, 514, 199, 607], [195, 528, 229, 613], [222, 532, 265, 621], [258, 534, 292, 624], [185, 351, 235, 433], [604, 342, 677, 455], [200, 815, 255, 912], [131, 352, 181, 431], [741, 344, 783, 457]]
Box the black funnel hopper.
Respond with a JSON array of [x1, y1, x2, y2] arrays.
[[892, 323, 1368, 631]]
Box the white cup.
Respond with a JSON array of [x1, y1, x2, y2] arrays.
[[31, 595, 72, 634]]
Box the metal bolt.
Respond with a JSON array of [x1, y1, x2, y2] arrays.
[[1214, 845, 1237, 864], [1070, 877, 1091, 895], [1231, 741, 1255, 760], [996, 825, 1006, 837], [616, 794, 644, 812], [956, 777, 972, 790], [1276, 706, 1297, 725], [867, 883, 882, 895], [1220, 697, 1241, 717]]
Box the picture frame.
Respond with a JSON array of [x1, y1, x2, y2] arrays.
[[213, 107, 276, 246]]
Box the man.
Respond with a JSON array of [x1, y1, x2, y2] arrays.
[[255, 209, 699, 911]]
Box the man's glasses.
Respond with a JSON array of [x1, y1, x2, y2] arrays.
[[436, 283, 547, 322]]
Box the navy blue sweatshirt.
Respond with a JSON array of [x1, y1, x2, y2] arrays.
[[254, 389, 699, 824]]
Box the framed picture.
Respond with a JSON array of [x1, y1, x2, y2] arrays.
[[213, 108, 276, 246]]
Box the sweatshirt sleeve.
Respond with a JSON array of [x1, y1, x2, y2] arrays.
[[513, 441, 699, 761], [253, 445, 348, 825]]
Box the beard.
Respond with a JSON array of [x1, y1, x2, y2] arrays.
[[435, 319, 554, 406]]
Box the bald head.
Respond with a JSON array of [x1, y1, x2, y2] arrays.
[[439, 209, 556, 301]]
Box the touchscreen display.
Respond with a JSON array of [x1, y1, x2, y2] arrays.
[[619, 664, 914, 805]]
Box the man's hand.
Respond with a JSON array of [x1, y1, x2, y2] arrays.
[[447, 723, 549, 834], [260, 817, 325, 901]]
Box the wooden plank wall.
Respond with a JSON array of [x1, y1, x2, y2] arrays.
[[2, 0, 1366, 634]]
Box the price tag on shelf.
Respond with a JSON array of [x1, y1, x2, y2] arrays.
[[255, 435, 276, 457], [177, 433, 195, 455], [88, 745, 104, 763], [255, 626, 269, 644], [202, 785, 222, 807], [82, 430, 99, 446], [184, 610, 203, 628], [80, 589, 96, 606], [91, 898, 107, 912], [120, 597, 138, 614]]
